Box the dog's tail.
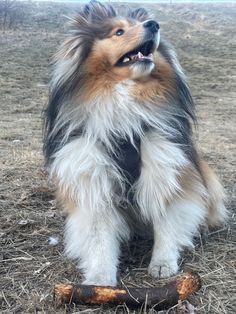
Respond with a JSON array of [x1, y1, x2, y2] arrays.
[[200, 160, 228, 227]]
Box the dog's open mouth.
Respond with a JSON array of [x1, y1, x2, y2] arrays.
[[116, 40, 155, 67]]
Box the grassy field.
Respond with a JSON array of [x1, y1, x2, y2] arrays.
[[0, 2, 235, 313]]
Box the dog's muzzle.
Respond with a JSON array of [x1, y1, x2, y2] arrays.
[[143, 20, 160, 33]]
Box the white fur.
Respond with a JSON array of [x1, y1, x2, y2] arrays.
[[51, 138, 121, 208], [134, 131, 208, 278], [65, 207, 126, 286], [51, 137, 129, 286], [52, 128, 208, 283], [134, 132, 189, 220], [131, 61, 155, 79], [148, 200, 205, 278], [50, 81, 210, 284], [49, 74, 223, 284], [51, 37, 83, 89], [48, 81, 181, 157], [50, 82, 185, 284]]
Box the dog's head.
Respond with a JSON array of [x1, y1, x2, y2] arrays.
[[81, 1, 160, 79], [55, 1, 161, 84]]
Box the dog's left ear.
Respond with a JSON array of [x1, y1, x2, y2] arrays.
[[84, 0, 117, 21], [128, 8, 150, 22]]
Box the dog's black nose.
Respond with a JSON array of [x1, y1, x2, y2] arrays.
[[143, 20, 159, 33]]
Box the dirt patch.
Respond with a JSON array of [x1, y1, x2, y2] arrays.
[[0, 3, 235, 314]]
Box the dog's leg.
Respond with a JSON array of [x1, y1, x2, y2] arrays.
[[148, 198, 206, 278], [148, 161, 227, 278], [51, 138, 129, 286], [65, 208, 126, 286], [134, 132, 206, 278]]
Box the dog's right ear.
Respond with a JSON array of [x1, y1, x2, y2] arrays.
[[83, 0, 117, 21], [73, 1, 116, 27], [128, 8, 150, 22]]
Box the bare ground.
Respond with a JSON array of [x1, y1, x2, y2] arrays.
[[0, 3, 235, 314]]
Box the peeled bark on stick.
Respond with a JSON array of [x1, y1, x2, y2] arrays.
[[54, 271, 201, 310]]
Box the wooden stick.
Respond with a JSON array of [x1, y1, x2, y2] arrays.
[[54, 271, 201, 310]]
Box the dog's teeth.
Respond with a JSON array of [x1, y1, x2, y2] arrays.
[[123, 57, 130, 63], [138, 52, 143, 58]]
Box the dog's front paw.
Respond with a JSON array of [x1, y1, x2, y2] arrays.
[[148, 260, 178, 279], [82, 274, 117, 287]]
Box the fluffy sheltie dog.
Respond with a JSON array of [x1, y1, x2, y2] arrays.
[[44, 1, 227, 286]]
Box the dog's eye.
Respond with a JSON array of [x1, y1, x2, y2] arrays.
[[116, 29, 124, 36]]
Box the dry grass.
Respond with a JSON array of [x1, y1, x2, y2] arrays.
[[0, 2, 235, 313]]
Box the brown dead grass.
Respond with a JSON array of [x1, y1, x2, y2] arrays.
[[0, 2, 235, 314]]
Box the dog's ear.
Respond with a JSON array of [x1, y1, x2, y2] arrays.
[[73, 1, 116, 29], [128, 8, 150, 22], [83, 0, 117, 21]]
